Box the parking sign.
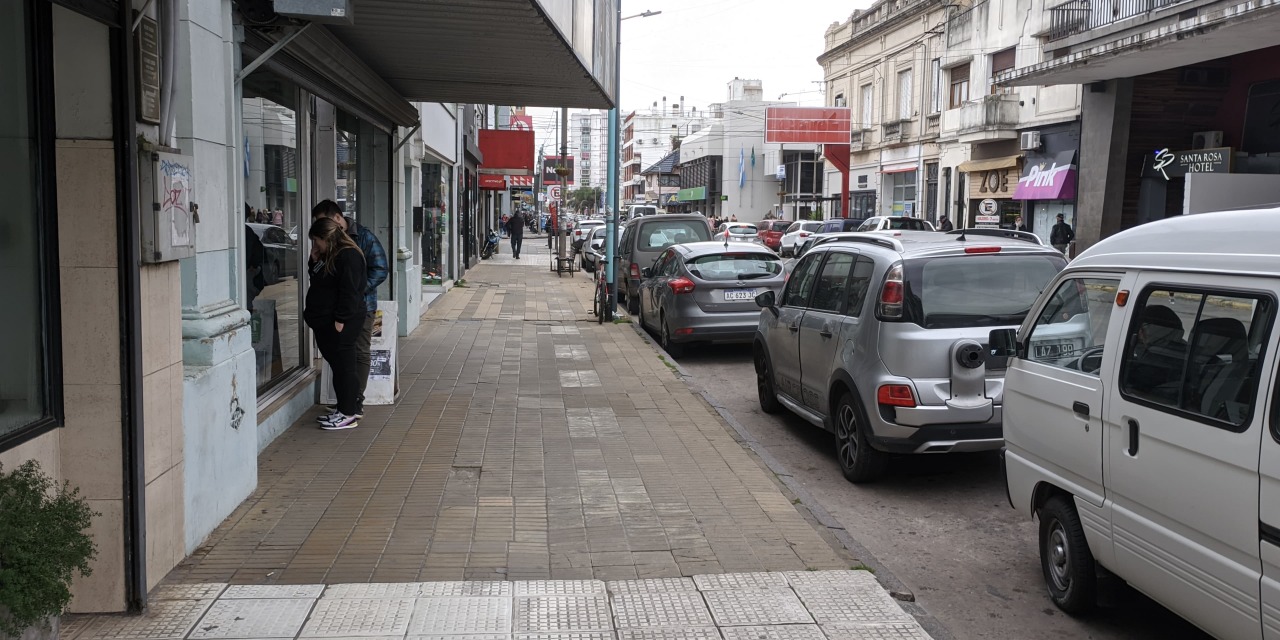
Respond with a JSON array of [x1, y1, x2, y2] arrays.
[[547, 185, 562, 202]]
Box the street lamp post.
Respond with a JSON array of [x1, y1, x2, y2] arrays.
[[606, 8, 661, 314]]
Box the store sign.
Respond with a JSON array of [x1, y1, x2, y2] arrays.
[[1145, 146, 1232, 180], [1014, 150, 1077, 200], [479, 174, 507, 190], [136, 15, 161, 124], [969, 167, 1017, 199], [978, 199, 999, 215]]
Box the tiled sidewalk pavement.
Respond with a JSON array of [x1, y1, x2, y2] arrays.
[[159, 258, 850, 586], [64, 572, 931, 640]]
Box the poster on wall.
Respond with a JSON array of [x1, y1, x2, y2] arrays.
[[321, 301, 398, 405]]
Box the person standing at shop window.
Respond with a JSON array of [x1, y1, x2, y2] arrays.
[[1050, 213, 1075, 255], [1013, 215, 1027, 232], [311, 199, 389, 418], [304, 216, 366, 430]]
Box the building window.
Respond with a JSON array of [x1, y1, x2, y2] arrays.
[[949, 63, 970, 109], [890, 171, 917, 216], [991, 48, 1016, 94], [930, 59, 942, 113], [834, 93, 846, 107], [897, 69, 913, 121], [1, 0, 61, 447], [860, 84, 874, 128]]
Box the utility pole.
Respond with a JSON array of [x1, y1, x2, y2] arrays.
[[557, 107, 569, 260]]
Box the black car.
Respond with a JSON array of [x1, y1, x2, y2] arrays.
[[248, 223, 299, 285]]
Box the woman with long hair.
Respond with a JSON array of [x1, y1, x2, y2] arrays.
[[303, 216, 366, 430]]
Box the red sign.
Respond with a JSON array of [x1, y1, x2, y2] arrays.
[[479, 174, 507, 190], [478, 129, 535, 175], [510, 114, 533, 131], [509, 175, 534, 188], [765, 107, 852, 144], [541, 156, 575, 186]]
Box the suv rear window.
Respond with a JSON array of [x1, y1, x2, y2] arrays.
[[639, 220, 711, 249], [686, 252, 782, 281], [902, 253, 1066, 329]]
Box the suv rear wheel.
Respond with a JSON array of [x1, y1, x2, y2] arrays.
[[755, 350, 782, 414], [834, 391, 887, 483]]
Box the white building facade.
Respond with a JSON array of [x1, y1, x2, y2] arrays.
[[622, 99, 708, 205]]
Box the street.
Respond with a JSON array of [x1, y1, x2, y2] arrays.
[[669, 343, 1211, 640]]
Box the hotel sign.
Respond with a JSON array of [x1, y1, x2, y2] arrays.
[[1145, 147, 1232, 180]]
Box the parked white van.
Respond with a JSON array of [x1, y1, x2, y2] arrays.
[[996, 208, 1280, 639]]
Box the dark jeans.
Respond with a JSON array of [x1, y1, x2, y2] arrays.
[[510, 233, 523, 257], [355, 313, 375, 409], [314, 319, 362, 415]]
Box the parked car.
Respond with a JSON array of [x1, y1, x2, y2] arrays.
[[247, 223, 298, 285], [713, 222, 763, 245], [756, 220, 790, 251], [580, 225, 622, 272], [616, 214, 714, 315], [856, 216, 935, 232], [638, 242, 786, 357], [997, 208, 1280, 638], [796, 218, 868, 257], [572, 219, 605, 251], [753, 230, 1067, 483], [627, 204, 659, 220], [779, 221, 824, 257]]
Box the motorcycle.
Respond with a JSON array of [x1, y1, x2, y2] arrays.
[[480, 229, 500, 259]]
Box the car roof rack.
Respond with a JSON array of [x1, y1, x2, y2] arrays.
[[813, 233, 904, 253], [945, 228, 1042, 244]]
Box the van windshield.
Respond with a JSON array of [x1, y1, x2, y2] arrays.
[[903, 253, 1066, 329], [639, 221, 711, 249]]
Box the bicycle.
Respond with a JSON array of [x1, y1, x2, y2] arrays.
[[591, 249, 613, 324]]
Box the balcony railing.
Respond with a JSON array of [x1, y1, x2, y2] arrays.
[[1047, 0, 1187, 40], [925, 113, 941, 135], [957, 94, 1019, 135], [882, 119, 911, 143]]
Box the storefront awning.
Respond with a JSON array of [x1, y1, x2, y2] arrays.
[[479, 129, 535, 176], [957, 155, 1021, 172], [1014, 150, 1077, 200], [881, 163, 917, 174]]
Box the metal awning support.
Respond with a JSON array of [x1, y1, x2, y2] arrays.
[[391, 121, 422, 155], [236, 24, 311, 84]]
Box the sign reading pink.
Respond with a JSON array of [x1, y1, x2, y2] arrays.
[[765, 107, 852, 144], [1014, 151, 1077, 200]]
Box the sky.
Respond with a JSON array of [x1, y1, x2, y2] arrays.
[[528, 0, 863, 155]]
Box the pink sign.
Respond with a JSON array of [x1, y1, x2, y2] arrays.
[[1014, 151, 1077, 200]]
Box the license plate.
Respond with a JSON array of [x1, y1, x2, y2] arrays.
[[724, 289, 756, 301], [1034, 341, 1076, 358]]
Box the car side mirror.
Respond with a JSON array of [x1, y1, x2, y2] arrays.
[[988, 328, 1021, 362], [755, 290, 778, 315], [641, 267, 652, 278]]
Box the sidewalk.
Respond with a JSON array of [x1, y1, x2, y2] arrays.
[[65, 256, 932, 639]]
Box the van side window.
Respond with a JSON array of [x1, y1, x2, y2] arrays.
[[1120, 288, 1274, 428], [1026, 278, 1120, 376]]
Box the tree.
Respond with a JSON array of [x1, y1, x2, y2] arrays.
[[566, 187, 603, 215]]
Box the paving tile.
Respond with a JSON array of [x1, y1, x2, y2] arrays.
[[78, 599, 214, 640], [421, 581, 515, 597], [701, 589, 813, 627], [719, 625, 826, 640], [189, 598, 314, 638], [818, 624, 933, 640], [610, 592, 715, 629], [151, 583, 228, 600], [615, 630, 721, 640], [790, 586, 914, 626], [324, 583, 424, 598], [693, 573, 790, 592], [782, 571, 878, 591], [299, 597, 416, 637], [517, 580, 607, 596], [516, 595, 613, 632], [408, 597, 513, 634], [605, 578, 697, 596], [221, 584, 325, 599]]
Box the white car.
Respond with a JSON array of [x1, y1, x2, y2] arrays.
[[998, 207, 1280, 638], [856, 216, 936, 232], [713, 222, 763, 245], [778, 221, 823, 257], [572, 219, 605, 251]]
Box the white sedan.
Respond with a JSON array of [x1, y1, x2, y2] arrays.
[[779, 221, 824, 257]]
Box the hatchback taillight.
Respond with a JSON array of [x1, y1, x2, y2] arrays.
[[669, 277, 696, 294], [877, 263, 904, 320]]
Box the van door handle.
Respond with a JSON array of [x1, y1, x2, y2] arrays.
[[1127, 419, 1140, 456], [819, 326, 834, 338], [788, 322, 801, 333], [1072, 401, 1090, 418]]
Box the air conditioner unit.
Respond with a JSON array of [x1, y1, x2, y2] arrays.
[[1019, 131, 1041, 151], [1192, 130, 1223, 149]]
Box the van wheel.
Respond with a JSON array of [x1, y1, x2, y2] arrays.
[[834, 392, 886, 483], [1039, 495, 1097, 614], [755, 351, 782, 414]]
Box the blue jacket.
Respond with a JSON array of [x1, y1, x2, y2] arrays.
[[347, 219, 388, 315]]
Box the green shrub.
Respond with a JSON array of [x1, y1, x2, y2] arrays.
[[0, 461, 97, 637]]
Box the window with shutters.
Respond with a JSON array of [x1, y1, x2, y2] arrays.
[[949, 63, 970, 109], [990, 48, 1016, 94]]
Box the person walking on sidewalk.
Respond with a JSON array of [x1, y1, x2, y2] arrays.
[[304, 216, 366, 430], [311, 200, 389, 418], [506, 209, 526, 259], [1050, 213, 1075, 256]]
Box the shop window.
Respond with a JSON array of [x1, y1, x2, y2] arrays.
[[891, 171, 917, 216], [949, 63, 970, 109], [242, 71, 305, 392], [1, 0, 60, 447]]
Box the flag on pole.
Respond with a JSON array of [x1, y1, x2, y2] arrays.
[[751, 146, 756, 168], [739, 148, 746, 189]]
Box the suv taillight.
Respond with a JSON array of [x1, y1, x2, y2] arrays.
[[630, 263, 641, 279], [877, 263, 904, 320], [669, 277, 695, 294], [878, 384, 917, 407]]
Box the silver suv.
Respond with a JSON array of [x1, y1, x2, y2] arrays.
[[752, 230, 1068, 483]]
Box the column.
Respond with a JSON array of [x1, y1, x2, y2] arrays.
[[1076, 78, 1133, 252]]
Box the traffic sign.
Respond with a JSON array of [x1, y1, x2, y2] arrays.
[[978, 198, 999, 215], [547, 185, 562, 202]]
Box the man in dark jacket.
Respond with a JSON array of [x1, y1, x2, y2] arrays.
[[938, 215, 954, 232], [507, 210, 526, 259], [1050, 213, 1075, 255], [312, 200, 389, 417]]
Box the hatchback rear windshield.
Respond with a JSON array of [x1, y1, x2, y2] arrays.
[[903, 253, 1066, 329], [726, 225, 758, 235], [639, 221, 711, 249], [687, 253, 782, 281], [632, 206, 657, 216]]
